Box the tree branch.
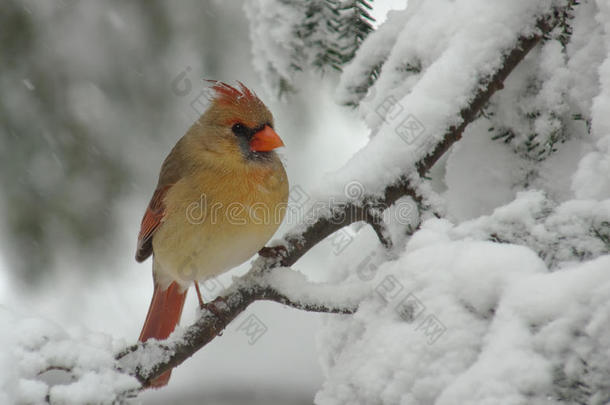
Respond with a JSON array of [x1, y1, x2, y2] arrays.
[[117, 268, 357, 387], [115, 3, 573, 389]]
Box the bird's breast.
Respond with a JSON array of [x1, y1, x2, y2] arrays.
[[151, 163, 288, 288]]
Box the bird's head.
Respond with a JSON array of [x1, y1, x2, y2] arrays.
[[189, 81, 284, 167]]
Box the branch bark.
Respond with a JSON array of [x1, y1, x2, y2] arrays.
[[117, 270, 358, 387], [116, 4, 573, 389]]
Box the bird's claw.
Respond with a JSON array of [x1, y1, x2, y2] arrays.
[[258, 245, 288, 261], [206, 297, 228, 324]]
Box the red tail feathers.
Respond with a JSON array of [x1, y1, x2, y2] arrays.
[[139, 281, 187, 388]]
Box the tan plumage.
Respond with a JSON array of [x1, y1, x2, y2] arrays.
[[136, 82, 288, 387], [152, 136, 288, 288]]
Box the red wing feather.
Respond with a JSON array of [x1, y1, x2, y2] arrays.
[[136, 185, 171, 262]]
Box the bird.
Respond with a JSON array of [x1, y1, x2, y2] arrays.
[[136, 81, 288, 388]]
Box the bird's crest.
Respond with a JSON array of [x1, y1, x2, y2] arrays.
[[205, 80, 260, 106]]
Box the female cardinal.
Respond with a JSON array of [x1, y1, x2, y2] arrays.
[[136, 81, 288, 387]]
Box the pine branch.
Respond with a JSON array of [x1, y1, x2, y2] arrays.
[[115, 1, 574, 391], [117, 3, 576, 387]]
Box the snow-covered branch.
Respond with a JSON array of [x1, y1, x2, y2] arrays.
[[450, 191, 610, 268], [245, 0, 375, 95], [117, 267, 361, 388], [7, 0, 610, 404], [115, 2, 575, 390]]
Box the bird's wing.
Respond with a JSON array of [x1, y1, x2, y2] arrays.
[[135, 138, 187, 262], [135, 184, 172, 262]]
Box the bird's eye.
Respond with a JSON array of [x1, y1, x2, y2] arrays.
[[232, 123, 247, 136]]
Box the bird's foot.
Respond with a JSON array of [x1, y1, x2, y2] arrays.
[[258, 245, 288, 265], [206, 296, 229, 324]]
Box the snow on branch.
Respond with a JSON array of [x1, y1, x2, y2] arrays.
[[117, 267, 363, 388], [449, 190, 610, 268], [245, 0, 375, 96], [115, 2, 576, 390]]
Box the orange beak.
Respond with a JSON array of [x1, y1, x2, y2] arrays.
[[250, 125, 284, 152]]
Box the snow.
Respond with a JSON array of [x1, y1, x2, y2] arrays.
[[309, 0, 610, 403], [0, 309, 139, 404], [308, 0, 568, 204], [315, 238, 546, 404], [444, 120, 524, 221], [336, 7, 412, 107], [260, 267, 369, 311], [445, 191, 610, 269], [369, 1, 409, 30], [572, 1, 610, 200], [3, 0, 610, 403], [316, 230, 610, 405], [244, 0, 303, 96]]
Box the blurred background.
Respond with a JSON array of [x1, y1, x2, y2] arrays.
[[0, 1, 400, 403]]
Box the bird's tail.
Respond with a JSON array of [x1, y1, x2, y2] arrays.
[[139, 281, 187, 388]]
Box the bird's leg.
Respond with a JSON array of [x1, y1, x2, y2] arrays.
[[194, 282, 204, 308], [194, 283, 226, 329]]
